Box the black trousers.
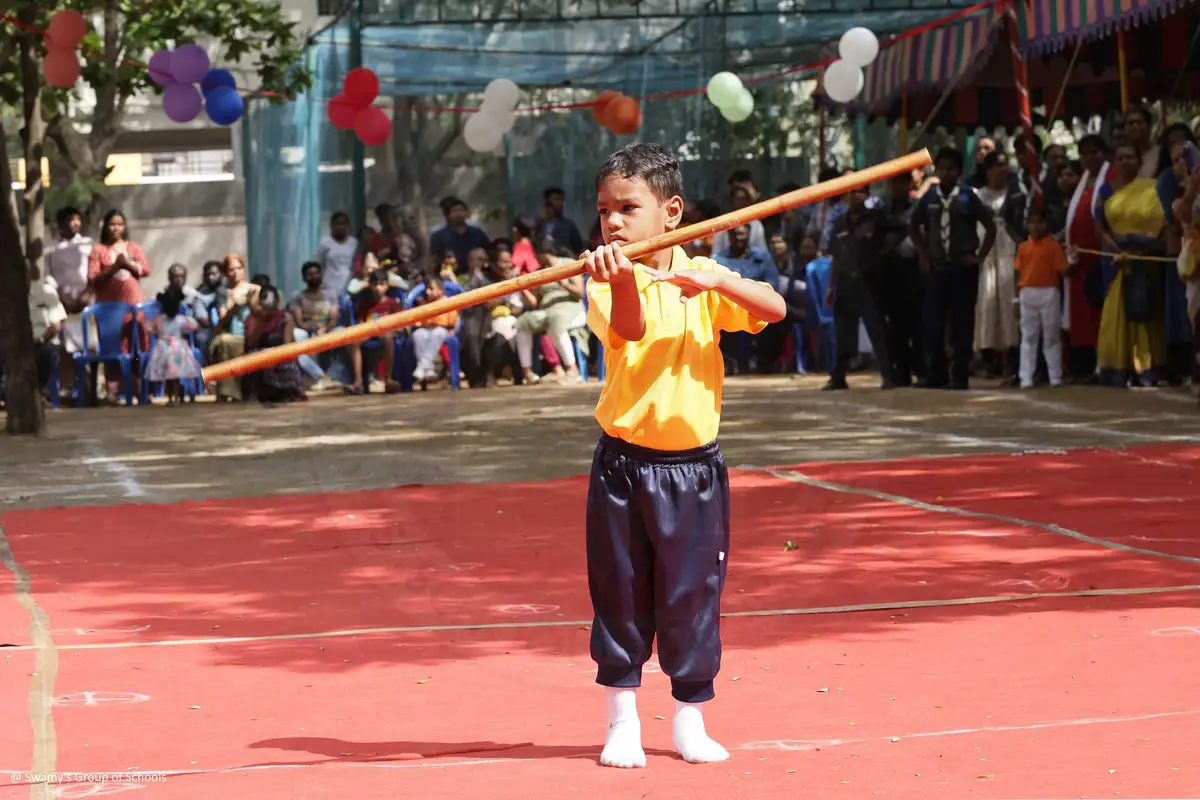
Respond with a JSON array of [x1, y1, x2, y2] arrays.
[[883, 257, 926, 384], [831, 276, 891, 384], [923, 262, 979, 387], [586, 433, 730, 703]]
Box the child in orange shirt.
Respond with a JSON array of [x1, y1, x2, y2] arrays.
[[411, 275, 458, 389], [1014, 206, 1069, 388]]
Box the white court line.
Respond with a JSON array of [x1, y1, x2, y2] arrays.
[[755, 466, 1200, 566], [82, 440, 145, 500], [2, 583, 1197, 653], [3, 707, 1196, 781], [739, 707, 1200, 752]]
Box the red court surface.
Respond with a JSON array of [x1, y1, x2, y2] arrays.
[[2, 445, 1199, 799]]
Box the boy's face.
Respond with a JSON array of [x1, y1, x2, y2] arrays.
[[1028, 214, 1048, 238], [799, 236, 818, 262], [425, 281, 444, 302], [597, 175, 683, 247], [769, 235, 787, 258], [446, 203, 469, 225], [168, 266, 187, 289], [370, 278, 387, 300], [935, 158, 961, 187], [332, 217, 349, 239], [1057, 166, 1080, 195]]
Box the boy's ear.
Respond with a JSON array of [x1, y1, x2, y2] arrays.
[[664, 194, 685, 230]]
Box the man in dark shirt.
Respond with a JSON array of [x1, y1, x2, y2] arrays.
[[909, 147, 998, 390], [824, 185, 893, 390], [429, 196, 492, 271], [716, 224, 782, 372], [539, 187, 585, 255]]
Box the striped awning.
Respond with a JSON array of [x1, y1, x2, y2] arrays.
[[817, 9, 1002, 114], [1017, 0, 1198, 57]]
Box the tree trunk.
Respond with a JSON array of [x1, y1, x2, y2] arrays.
[[0, 119, 44, 436], [19, 10, 46, 276]]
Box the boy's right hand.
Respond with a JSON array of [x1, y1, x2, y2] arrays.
[[584, 243, 635, 285]]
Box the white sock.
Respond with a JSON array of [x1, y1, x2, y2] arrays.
[[599, 687, 645, 768], [673, 700, 730, 764]]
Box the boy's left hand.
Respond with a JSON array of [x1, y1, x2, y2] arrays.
[[644, 267, 722, 301]]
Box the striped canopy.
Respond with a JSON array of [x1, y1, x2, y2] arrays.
[[1016, 0, 1194, 57]]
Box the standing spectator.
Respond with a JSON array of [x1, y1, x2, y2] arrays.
[[715, 224, 780, 371], [539, 187, 585, 255], [315, 211, 358, 295], [1, 261, 67, 405], [1014, 206, 1068, 389], [43, 205, 93, 356], [287, 260, 343, 390], [909, 147, 997, 390], [712, 183, 767, 253], [968, 136, 996, 188], [144, 285, 202, 406], [973, 150, 1026, 382], [430, 196, 491, 271], [1063, 134, 1110, 382], [367, 203, 422, 266], [881, 172, 925, 386], [823, 185, 893, 391], [86, 208, 151, 401]]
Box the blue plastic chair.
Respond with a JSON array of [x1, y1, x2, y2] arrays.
[[73, 302, 137, 407], [403, 283, 462, 391], [579, 277, 605, 383], [804, 257, 836, 373], [136, 301, 202, 404]]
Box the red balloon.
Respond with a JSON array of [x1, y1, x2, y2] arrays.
[[47, 10, 87, 48], [354, 106, 391, 146], [43, 46, 81, 89], [327, 94, 358, 130], [343, 68, 379, 107]]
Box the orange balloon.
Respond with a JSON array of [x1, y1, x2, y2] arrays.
[[43, 46, 81, 89], [592, 90, 620, 124], [604, 95, 642, 135]]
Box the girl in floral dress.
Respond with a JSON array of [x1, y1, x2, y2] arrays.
[[146, 286, 202, 405]]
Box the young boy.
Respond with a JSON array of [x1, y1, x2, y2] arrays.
[[909, 147, 997, 389], [1014, 206, 1068, 389], [347, 269, 403, 394], [581, 143, 786, 769]]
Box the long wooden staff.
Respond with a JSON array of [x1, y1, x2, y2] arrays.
[[202, 149, 932, 383]]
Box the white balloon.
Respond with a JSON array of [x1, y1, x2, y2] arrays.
[[839, 27, 879, 68], [463, 110, 505, 153], [481, 78, 520, 111], [487, 107, 517, 134], [823, 59, 864, 104], [720, 88, 755, 123]]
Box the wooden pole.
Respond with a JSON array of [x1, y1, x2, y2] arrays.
[[1003, 0, 1041, 206], [1117, 30, 1129, 111], [202, 149, 934, 383]]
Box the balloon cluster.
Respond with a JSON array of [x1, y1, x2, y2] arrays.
[[463, 79, 521, 153], [823, 27, 880, 104], [150, 44, 244, 125], [705, 73, 755, 123], [327, 68, 391, 146], [42, 10, 87, 88], [592, 91, 642, 135]]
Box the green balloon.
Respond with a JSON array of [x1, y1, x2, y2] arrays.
[[706, 71, 744, 108], [720, 89, 754, 123]]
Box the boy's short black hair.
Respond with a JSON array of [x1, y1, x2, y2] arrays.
[[368, 268, 389, 284], [1026, 204, 1047, 225], [331, 211, 349, 224], [595, 142, 683, 203], [56, 206, 81, 224], [934, 147, 964, 171], [301, 260, 322, 276], [1077, 133, 1108, 154]]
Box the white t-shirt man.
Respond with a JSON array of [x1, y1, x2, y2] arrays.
[[316, 235, 358, 295]]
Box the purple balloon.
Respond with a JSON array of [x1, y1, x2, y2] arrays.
[[162, 82, 202, 123], [170, 43, 210, 85], [148, 50, 173, 86]]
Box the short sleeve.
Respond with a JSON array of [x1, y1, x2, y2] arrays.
[[708, 262, 769, 335], [585, 279, 625, 350]]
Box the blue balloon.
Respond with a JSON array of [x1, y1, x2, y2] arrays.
[[205, 86, 244, 125], [200, 68, 237, 99]]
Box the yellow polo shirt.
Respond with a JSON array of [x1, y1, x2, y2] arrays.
[[585, 245, 769, 451]]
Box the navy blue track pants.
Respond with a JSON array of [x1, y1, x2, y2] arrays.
[[585, 433, 730, 703]]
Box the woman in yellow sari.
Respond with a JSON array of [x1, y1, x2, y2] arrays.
[[1094, 140, 1167, 386]]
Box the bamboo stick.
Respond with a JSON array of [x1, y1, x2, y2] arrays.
[[202, 148, 932, 383]]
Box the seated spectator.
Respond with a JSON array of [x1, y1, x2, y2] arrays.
[[166, 264, 200, 312], [144, 285, 202, 406], [411, 276, 459, 390], [206, 254, 259, 402], [346, 269, 403, 395], [461, 248, 521, 388], [287, 260, 344, 391], [191, 260, 228, 355], [245, 284, 308, 405], [514, 235, 587, 384]]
